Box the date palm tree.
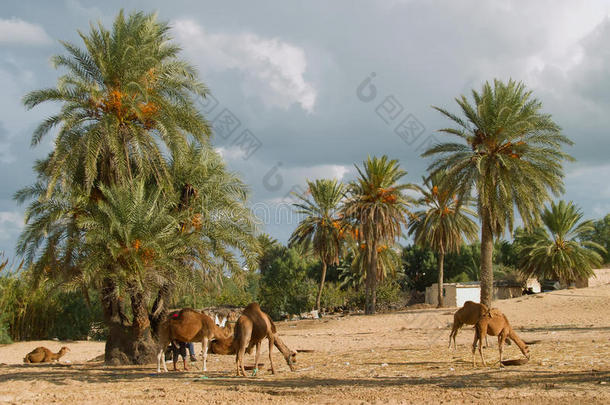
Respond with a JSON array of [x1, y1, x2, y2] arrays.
[[515, 200, 605, 285], [408, 171, 478, 307], [22, 10, 210, 195], [341, 156, 413, 314], [16, 143, 258, 364], [17, 11, 257, 364], [343, 242, 401, 289], [423, 79, 573, 307], [290, 179, 345, 311]]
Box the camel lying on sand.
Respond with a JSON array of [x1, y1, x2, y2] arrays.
[[449, 301, 490, 349], [472, 308, 530, 367], [23, 346, 70, 363], [156, 308, 229, 372], [210, 302, 297, 376]]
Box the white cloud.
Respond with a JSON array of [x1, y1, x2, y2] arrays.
[[172, 19, 317, 113], [0, 211, 24, 242], [215, 146, 247, 161], [0, 18, 52, 45]]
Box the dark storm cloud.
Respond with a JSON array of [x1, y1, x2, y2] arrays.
[[1, 0, 609, 260]]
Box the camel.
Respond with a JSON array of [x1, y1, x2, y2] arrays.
[[209, 302, 297, 376], [222, 309, 241, 336], [23, 346, 70, 363], [156, 308, 229, 373], [472, 308, 530, 367], [449, 301, 489, 349]]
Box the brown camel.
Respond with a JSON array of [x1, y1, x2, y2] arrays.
[[209, 303, 297, 376], [472, 308, 530, 367], [23, 346, 70, 363], [223, 309, 241, 336], [449, 301, 489, 349], [156, 308, 229, 373]]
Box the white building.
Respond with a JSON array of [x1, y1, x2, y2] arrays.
[[425, 279, 539, 307]]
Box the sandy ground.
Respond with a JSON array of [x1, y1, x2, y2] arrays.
[[1, 285, 609, 404]]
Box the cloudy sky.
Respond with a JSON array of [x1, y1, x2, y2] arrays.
[[1, 0, 610, 260]]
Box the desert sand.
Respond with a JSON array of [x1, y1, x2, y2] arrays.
[[1, 284, 609, 404]]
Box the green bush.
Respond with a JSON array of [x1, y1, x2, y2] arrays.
[[375, 280, 405, 309], [258, 247, 317, 319], [0, 272, 103, 341], [320, 282, 347, 310], [0, 322, 12, 344]]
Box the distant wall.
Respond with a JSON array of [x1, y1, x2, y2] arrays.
[[493, 286, 522, 300], [426, 283, 480, 307], [589, 268, 610, 287]]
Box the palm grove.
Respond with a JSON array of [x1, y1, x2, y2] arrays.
[[2, 11, 606, 362]]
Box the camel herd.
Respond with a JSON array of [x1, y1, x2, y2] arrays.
[[22, 300, 530, 375], [448, 301, 530, 367]]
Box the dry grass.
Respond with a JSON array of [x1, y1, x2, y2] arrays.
[[1, 285, 609, 404]]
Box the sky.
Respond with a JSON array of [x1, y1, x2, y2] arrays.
[[1, 0, 610, 262]]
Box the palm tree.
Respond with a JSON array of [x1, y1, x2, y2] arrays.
[[17, 11, 258, 364], [78, 179, 203, 361], [290, 179, 345, 311], [341, 156, 413, 314], [408, 172, 478, 307], [342, 242, 402, 290], [515, 201, 606, 285], [423, 79, 573, 307], [22, 10, 210, 196]]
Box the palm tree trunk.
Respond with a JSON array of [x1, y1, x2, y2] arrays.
[[365, 246, 379, 315], [102, 278, 157, 365], [316, 259, 327, 312], [437, 246, 445, 308], [480, 212, 494, 307]]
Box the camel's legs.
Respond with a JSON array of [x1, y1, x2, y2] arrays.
[[449, 320, 462, 349], [268, 335, 276, 374], [202, 337, 209, 372], [498, 330, 508, 366], [157, 342, 169, 373], [240, 345, 248, 376], [471, 330, 479, 367], [236, 343, 247, 376], [235, 351, 241, 376], [478, 327, 487, 367], [253, 341, 261, 375]]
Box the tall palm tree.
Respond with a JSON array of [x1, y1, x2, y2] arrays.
[[515, 201, 606, 284], [22, 10, 210, 195], [408, 171, 478, 307], [423, 79, 573, 307], [17, 11, 257, 364], [290, 179, 345, 311], [341, 156, 413, 314]]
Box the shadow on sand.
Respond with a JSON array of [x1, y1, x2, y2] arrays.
[[1, 363, 607, 392]]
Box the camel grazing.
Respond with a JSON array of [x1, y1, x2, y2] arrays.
[[209, 303, 297, 376], [449, 301, 489, 349], [472, 308, 530, 367], [23, 346, 70, 363], [156, 308, 229, 373]]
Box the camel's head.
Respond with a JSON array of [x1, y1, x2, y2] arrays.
[[59, 347, 70, 355], [285, 350, 297, 371]]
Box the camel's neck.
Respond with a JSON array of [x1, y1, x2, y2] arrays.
[[508, 329, 528, 356]]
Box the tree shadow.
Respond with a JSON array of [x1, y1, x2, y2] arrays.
[[518, 325, 610, 333], [1, 363, 607, 392]]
